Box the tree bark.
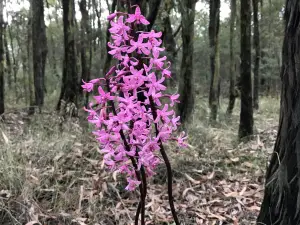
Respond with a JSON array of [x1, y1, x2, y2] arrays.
[[92, 0, 102, 47], [31, 0, 48, 112], [7, 23, 17, 88], [177, 0, 196, 126], [162, 1, 177, 85], [227, 0, 237, 115], [103, 0, 117, 74], [252, 0, 260, 110], [4, 30, 11, 88], [208, 0, 221, 122], [257, 1, 300, 224], [238, 0, 253, 138], [57, 0, 78, 115], [79, 0, 90, 106], [0, 0, 4, 116], [27, 17, 35, 114]]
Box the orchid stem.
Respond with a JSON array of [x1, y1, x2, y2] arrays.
[[149, 96, 180, 225], [106, 78, 146, 225]]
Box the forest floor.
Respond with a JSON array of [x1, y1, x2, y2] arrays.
[[0, 96, 279, 225]]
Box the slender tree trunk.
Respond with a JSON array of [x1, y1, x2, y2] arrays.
[[79, 0, 90, 106], [257, 1, 300, 224], [238, 0, 253, 138], [208, 0, 221, 122], [92, 0, 102, 48], [31, 0, 48, 113], [103, 0, 117, 74], [0, 0, 4, 116], [162, 1, 177, 85], [177, 0, 196, 126], [227, 0, 237, 115], [14, 23, 28, 105], [27, 18, 34, 113], [4, 31, 11, 88], [7, 24, 17, 87], [46, 4, 59, 79], [49, 31, 59, 78], [253, 0, 260, 110], [57, 0, 78, 115]]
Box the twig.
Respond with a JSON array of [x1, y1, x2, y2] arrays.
[[173, 22, 182, 38], [0, 206, 22, 225]]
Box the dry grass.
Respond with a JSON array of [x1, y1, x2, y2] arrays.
[[0, 96, 279, 225]]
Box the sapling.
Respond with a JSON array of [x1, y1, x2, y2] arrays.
[[82, 5, 187, 225]]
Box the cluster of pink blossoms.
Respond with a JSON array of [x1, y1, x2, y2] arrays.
[[82, 6, 187, 191]]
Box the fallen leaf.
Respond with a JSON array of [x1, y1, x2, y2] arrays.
[[184, 173, 200, 184], [1, 130, 9, 144], [230, 157, 240, 162]]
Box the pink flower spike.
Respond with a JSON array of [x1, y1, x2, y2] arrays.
[[171, 115, 180, 130], [106, 66, 116, 78], [177, 132, 188, 148], [90, 78, 100, 83], [93, 86, 114, 104], [125, 178, 141, 191], [146, 72, 166, 94], [109, 16, 130, 40], [127, 34, 151, 55], [107, 13, 117, 21], [83, 8, 187, 192], [81, 80, 94, 92], [169, 94, 180, 106], [154, 104, 174, 123], [126, 6, 150, 25]]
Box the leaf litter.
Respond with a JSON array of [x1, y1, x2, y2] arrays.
[[0, 110, 278, 225]]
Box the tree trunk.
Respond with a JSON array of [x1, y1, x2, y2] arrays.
[[162, 1, 177, 86], [227, 0, 237, 115], [257, 1, 300, 224], [238, 0, 253, 138], [4, 31, 11, 88], [252, 0, 260, 110], [208, 0, 221, 122], [7, 24, 17, 88], [177, 0, 196, 126], [31, 0, 48, 113], [57, 0, 78, 115], [79, 0, 90, 106], [0, 0, 4, 116], [103, 0, 117, 74], [92, 0, 102, 48], [27, 18, 35, 113]]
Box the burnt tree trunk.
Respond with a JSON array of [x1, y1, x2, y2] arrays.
[[227, 0, 237, 115], [238, 0, 253, 138], [0, 0, 4, 116], [257, 1, 300, 224], [177, 0, 196, 126], [57, 0, 78, 114], [252, 0, 260, 110], [208, 0, 221, 122], [31, 0, 48, 113]]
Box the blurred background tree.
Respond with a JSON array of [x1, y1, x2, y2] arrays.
[[0, 0, 285, 135]]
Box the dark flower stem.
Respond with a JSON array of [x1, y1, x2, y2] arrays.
[[149, 96, 180, 225], [105, 79, 146, 225]]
